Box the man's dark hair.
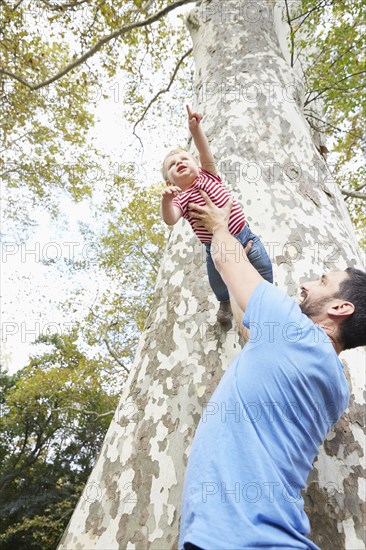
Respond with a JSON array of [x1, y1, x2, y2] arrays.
[[337, 267, 366, 350]]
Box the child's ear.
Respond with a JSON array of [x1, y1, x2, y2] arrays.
[[166, 181, 171, 187]]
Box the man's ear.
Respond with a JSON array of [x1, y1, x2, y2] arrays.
[[328, 301, 355, 319]]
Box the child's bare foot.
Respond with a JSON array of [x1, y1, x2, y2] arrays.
[[217, 300, 233, 324]]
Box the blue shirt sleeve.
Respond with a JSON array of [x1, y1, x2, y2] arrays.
[[243, 281, 313, 346]]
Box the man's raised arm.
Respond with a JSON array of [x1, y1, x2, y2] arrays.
[[188, 190, 263, 314]]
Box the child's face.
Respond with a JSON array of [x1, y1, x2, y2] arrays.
[[163, 151, 199, 188]]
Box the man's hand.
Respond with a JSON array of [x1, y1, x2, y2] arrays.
[[186, 104, 203, 133], [189, 190, 262, 315], [162, 186, 181, 201], [187, 189, 232, 233]]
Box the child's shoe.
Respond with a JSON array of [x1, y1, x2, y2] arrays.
[[217, 300, 233, 324]]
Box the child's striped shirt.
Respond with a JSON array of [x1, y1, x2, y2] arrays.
[[172, 167, 246, 244]]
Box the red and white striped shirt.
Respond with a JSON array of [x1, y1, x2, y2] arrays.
[[172, 168, 246, 244]]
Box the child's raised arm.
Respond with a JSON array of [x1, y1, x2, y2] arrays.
[[186, 105, 218, 177]]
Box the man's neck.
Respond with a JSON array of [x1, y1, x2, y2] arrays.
[[316, 321, 342, 355]]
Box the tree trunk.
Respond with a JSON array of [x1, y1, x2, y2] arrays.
[[58, 1, 365, 548]]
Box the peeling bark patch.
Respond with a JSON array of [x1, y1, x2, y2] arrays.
[[343, 467, 365, 517], [324, 412, 364, 460], [85, 501, 107, 537], [298, 175, 321, 207], [305, 483, 346, 549]]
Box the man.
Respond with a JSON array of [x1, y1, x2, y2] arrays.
[[179, 190, 366, 550]]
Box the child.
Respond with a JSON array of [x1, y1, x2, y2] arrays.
[[160, 105, 273, 323]]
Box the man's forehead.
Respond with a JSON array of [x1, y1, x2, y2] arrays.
[[301, 270, 347, 284], [316, 270, 348, 289], [327, 270, 348, 284]]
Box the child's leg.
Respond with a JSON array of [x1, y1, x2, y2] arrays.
[[205, 245, 230, 302], [205, 245, 233, 323], [234, 226, 273, 283], [246, 236, 273, 283]]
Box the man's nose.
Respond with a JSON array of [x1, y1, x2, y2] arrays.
[[301, 280, 316, 291]]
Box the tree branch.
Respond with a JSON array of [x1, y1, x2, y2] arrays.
[[340, 189, 366, 200], [38, 0, 90, 11], [303, 42, 328, 77], [132, 47, 193, 140], [289, 0, 328, 23], [0, 130, 34, 154], [304, 112, 365, 141], [10, 0, 26, 10], [135, 222, 159, 274], [102, 335, 130, 374], [354, 182, 366, 191], [284, 0, 295, 67], [327, 42, 357, 72], [10, 421, 31, 471], [0, 0, 195, 91], [0, 167, 21, 178], [87, 307, 130, 374], [50, 405, 115, 418], [305, 70, 366, 106]]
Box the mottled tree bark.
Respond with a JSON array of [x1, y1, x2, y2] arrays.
[[58, 1, 365, 548]]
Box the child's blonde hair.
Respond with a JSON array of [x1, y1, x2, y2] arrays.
[[161, 148, 197, 181]]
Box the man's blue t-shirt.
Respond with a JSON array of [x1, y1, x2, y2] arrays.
[[179, 281, 349, 550]]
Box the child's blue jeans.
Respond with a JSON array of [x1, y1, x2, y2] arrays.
[[205, 223, 273, 302]]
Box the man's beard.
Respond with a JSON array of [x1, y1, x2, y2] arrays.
[[299, 296, 333, 320]]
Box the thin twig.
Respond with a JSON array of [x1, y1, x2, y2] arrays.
[[132, 47, 193, 141], [50, 406, 115, 418], [11, 0, 26, 10], [304, 112, 365, 141], [303, 42, 328, 76], [0, 130, 34, 154], [327, 43, 356, 72], [102, 336, 130, 374], [135, 223, 159, 274], [304, 70, 366, 106], [284, 0, 295, 67], [289, 0, 328, 22], [87, 306, 130, 374], [38, 0, 97, 11], [0, 0, 195, 91]]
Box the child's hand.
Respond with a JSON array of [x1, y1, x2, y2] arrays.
[[186, 104, 203, 132], [162, 186, 181, 200]]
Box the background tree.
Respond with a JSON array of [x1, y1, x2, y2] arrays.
[[287, 0, 366, 244], [0, 331, 120, 549]]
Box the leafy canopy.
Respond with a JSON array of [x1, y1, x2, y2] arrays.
[[290, 0, 366, 243], [0, 330, 120, 549]]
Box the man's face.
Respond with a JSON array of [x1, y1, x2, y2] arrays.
[[164, 151, 199, 188], [299, 271, 348, 320]]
